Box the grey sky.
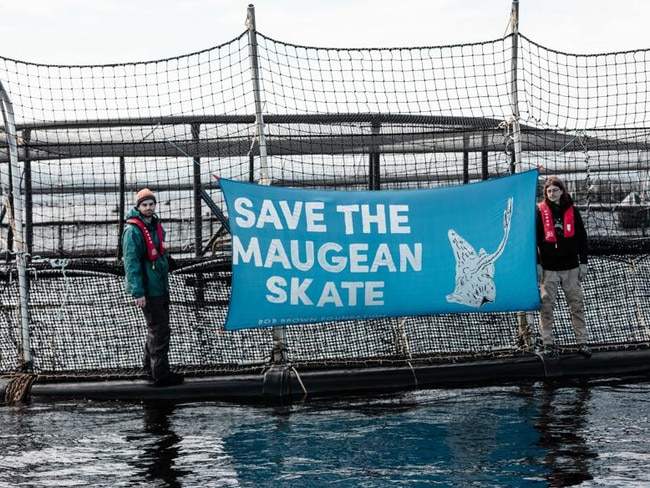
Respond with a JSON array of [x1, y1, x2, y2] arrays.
[[0, 0, 648, 64]]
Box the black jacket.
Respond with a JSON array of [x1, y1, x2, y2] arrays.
[[536, 199, 588, 271]]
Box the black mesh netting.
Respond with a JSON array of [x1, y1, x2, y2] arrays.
[[1, 32, 649, 378]]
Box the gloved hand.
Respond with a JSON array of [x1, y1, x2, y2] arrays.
[[579, 263, 588, 281], [537, 264, 543, 283], [167, 255, 179, 272]]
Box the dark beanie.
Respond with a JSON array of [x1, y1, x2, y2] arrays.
[[136, 188, 156, 206]]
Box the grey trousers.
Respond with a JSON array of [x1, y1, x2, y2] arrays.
[[539, 268, 588, 346], [142, 294, 171, 381]]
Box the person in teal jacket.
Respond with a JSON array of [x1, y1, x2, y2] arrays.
[[122, 188, 183, 387]]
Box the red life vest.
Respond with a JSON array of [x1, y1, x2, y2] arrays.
[[126, 218, 165, 261], [538, 201, 575, 242]]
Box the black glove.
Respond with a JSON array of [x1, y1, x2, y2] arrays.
[[167, 255, 179, 272]]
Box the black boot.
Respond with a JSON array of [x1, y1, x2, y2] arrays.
[[153, 372, 184, 387]]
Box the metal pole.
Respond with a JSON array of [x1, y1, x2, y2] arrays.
[[509, 0, 531, 348], [23, 129, 33, 254], [368, 120, 381, 190], [246, 4, 286, 364], [462, 133, 470, 184], [509, 0, 522, 171], [191, 123, 203, 257], [117, 156, 126, 259], [246, 4, 271, 185], [0, 80, 33, 369]]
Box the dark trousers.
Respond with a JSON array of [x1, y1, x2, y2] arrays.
[[142, 294, 171, 381]]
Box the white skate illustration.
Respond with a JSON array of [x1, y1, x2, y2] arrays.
[[446, 197, 513, 308]]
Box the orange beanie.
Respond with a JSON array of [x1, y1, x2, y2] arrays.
[[135, 188, 156, 206]]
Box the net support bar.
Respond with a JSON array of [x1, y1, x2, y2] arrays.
[[0, 80, 32, 369], [246, 4, 271, 185], [509, 0, 531, 345], [509, 0, 523, 168], [247, 4, 287, 363]]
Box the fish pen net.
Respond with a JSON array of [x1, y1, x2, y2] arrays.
[[0, 32, 649, 380]]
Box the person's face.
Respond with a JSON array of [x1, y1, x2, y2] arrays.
[[545, 184, 562, 204], [137, 200, 156, 218]]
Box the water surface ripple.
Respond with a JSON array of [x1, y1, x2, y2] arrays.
[[0, 378, 648, 487]]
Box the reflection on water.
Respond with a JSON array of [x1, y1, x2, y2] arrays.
[[529, 381, 596, 486], [133, 403, 189, 487], [0, 379, 647, 487]]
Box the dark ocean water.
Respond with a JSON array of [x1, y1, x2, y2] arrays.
[[0, 378, 648, 488]]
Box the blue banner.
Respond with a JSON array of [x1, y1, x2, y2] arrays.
[[219, 170, 540, 330]]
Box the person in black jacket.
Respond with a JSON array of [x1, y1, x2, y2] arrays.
[[536, 176, 591, 359]]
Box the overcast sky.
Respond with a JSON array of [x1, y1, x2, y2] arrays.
[[1, 0, 648, 64]]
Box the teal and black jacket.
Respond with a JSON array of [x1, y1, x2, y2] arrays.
[[122, 207, 170, 298]]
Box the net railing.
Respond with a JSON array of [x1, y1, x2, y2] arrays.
[[1, 31, 649, 378]]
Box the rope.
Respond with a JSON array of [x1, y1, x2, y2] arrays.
[[406, 360, 418, 388], [499, 115, 521, 174], [396, 317, 412, 359], [290, 366, 308, 402], [534, 351, 550, 377], [3, 373, 36, 405]]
